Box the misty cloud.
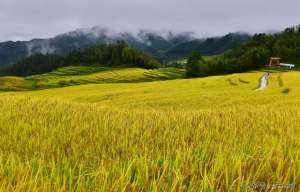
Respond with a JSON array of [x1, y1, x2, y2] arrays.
[[0, 0, 300, 42]]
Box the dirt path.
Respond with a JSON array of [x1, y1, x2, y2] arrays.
[[257, 73, 270, 90]]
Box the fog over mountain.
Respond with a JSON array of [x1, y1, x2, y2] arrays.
[[1, 0, 300, 42], [0, 26, 251, 66]]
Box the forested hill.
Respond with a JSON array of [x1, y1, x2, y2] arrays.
[[164, 33, 250, 59], [0, 26, 251, 66], [0, 42, 160, 76], [207, 25, 300, 74]]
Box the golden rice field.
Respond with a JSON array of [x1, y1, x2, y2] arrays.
[[0, 69, 300, 191], [0, 66, 184, 91]]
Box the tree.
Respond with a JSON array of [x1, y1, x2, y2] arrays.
[[186, 51, 206, 77], [0, 43, 160, 76]]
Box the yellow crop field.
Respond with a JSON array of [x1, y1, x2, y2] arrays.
[[0, 70, 299, 191], [0, 66, 185, 91]]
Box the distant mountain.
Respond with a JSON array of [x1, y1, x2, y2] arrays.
[[164, 33, 251, 59], [0, 26, 251, 66]]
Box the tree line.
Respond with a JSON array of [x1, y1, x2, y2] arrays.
[[0, 41, 160, 76], [185, 25, 300, 77]]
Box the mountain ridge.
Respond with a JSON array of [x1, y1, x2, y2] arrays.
[[0, 26, 251, 66]]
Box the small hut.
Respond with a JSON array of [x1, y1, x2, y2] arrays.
[[268, 57, 281, 67], [267, 57, 295, 69]]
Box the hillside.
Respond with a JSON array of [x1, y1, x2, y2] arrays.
[[0, 71, 299, 191], [0, 43, 161, 76], [0, 66, 184, 91], [0, 26, 250, 66], [165, 33, 250, 59], [207, 25, 300, 75], [7, 70, 298, 108]]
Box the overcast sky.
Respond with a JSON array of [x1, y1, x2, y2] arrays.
[[0, 0, 300, 42]]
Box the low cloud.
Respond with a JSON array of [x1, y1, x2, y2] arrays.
[[0, 0, 299, 42]]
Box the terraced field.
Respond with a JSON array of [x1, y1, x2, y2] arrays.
[[6, 70, 298, 110], [0, 70, 299, 191], [0, 66, 184, 91]]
